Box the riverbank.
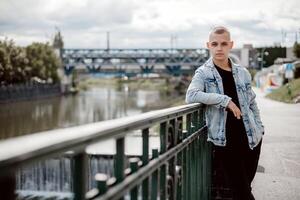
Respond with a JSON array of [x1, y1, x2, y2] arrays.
[[0, 83, 61, 104], [78, 77, 174, 91], [77, 77, 186, 106]]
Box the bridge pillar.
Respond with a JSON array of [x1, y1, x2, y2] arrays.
[[140, 65, 154, 75], [165, 65, 182, 76], [64, 65, 75, 76], [86, 65, 101, 74]]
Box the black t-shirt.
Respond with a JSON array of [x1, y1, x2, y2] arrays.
[[215, 64, 248, 148]]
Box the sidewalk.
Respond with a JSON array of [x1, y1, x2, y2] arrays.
[[252, 88, 300, 200]]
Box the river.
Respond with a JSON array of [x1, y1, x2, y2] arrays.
[[0, 82, 184, 140]]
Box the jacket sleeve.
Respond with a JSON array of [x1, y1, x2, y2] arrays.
[[185, 68, 232, 109], [245, 70, 265, 132]]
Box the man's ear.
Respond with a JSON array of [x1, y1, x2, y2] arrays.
[[230, 41, 234, 49], [206, 42, 210, 48]]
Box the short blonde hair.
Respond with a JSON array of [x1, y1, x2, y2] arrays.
[[209, 26, 231, 40]]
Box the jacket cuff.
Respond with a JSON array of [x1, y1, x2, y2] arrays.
[[221, 96, 232, 109]]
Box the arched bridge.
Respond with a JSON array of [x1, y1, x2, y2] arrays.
[[62, 48, 209, 76]]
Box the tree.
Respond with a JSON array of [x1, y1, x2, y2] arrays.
[[26, 42, 61, 83], [0, 39, 30, 85], [0, 38, 61, 85], [293, 42, 300, 58]]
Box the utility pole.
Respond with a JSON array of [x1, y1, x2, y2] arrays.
[[106, 31, 110, 51], [281, 29, 300, 46], [170, 35, 174, 50], [170, 34, 178, 53]]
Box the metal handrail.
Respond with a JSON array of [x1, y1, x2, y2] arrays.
[[0, 102, 212, 200], [94, 126, 207, 200], [0, 103, 200, 172]]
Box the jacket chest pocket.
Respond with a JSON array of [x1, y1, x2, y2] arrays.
[[237, 82, 252, 103], [204, 78, 219, 93]]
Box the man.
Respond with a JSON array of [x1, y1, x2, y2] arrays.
[[186, 26, 264, 200]]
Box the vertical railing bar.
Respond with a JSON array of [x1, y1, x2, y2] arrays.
[[95, 173, 108, 196], [151, 149, 159, 200], [182, 129, 188, 200], [207, 141, 212, 200], [176, 116, 183, 200], [186, 113, 192, 200], [200, 135, 204, 199], [73, 152, 88, 200], [115, 137, 125, 200], [191, 112, 196, 200], [129, 157, 140, 200], [0, 170, 16, 200], [196, 135, 200, 200], [142, 128, 149, 200], [169, 119, 177, 200], [160, 122, 167, 200]]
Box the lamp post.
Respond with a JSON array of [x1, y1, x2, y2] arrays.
[[258, 48, 269, 69]]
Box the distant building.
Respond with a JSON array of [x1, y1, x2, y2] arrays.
[[230, 44, 296, 69], [230, 44, 256, 68]]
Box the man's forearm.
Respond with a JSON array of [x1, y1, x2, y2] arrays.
[[186, 88, 231, 109]]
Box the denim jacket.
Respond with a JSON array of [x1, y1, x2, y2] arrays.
[[186, 58, 264, 150]]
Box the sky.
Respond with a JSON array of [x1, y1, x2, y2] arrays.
[[0, 0, 299, 49]]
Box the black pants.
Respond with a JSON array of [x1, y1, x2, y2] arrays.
[[214, 136, 262, 200]]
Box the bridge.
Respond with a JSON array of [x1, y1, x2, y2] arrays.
[[61, 48, 210, 76]]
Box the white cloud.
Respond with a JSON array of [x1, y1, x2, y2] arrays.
[[0, 0, 299, 48]]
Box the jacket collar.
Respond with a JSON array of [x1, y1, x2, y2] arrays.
[[204, 57, 239, 76]]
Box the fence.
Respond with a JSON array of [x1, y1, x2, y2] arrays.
[[0, 103, 212, 200]]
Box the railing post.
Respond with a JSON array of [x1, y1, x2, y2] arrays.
[[186, 113, 192, 200], [182, 129, 188, 200], [95, 173, 108, 195], [73, 152, 88, 200], [168, 119, 177, 200], [115, 137, 125, 200], [207, 140, 212, 200], [151, 149, 159, 200], [0, 171, 16, 200], [176, 116, 183, 200], [199, 135, 204, 199], [196, 134, 201, 200], [129, 157, 140, 200], [142, 128, 149, 200], [115, 137, 125, 183], [160, 122, 167, 200]]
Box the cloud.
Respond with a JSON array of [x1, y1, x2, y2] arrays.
[[0, 0, 299, 48]]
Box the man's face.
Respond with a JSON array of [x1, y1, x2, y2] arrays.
[[206, 32, 233, 61]]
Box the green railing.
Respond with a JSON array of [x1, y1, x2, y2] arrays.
[[0, 103, 212, 200]]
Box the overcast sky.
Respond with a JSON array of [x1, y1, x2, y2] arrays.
[[0, 0, 299, 49]]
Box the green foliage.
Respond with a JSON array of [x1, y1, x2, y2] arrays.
[[293, 42, 300, 58], [0, 39, 30, 84], [256, 47, 286, 68], [26, 42, 61, 83], [0, 38, 61, 85], [266, 78, 300, 103]]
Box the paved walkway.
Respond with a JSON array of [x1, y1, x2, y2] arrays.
[[252, 88, 300, 200]]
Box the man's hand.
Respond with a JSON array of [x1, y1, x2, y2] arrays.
[[227, 100, 241, 119]]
